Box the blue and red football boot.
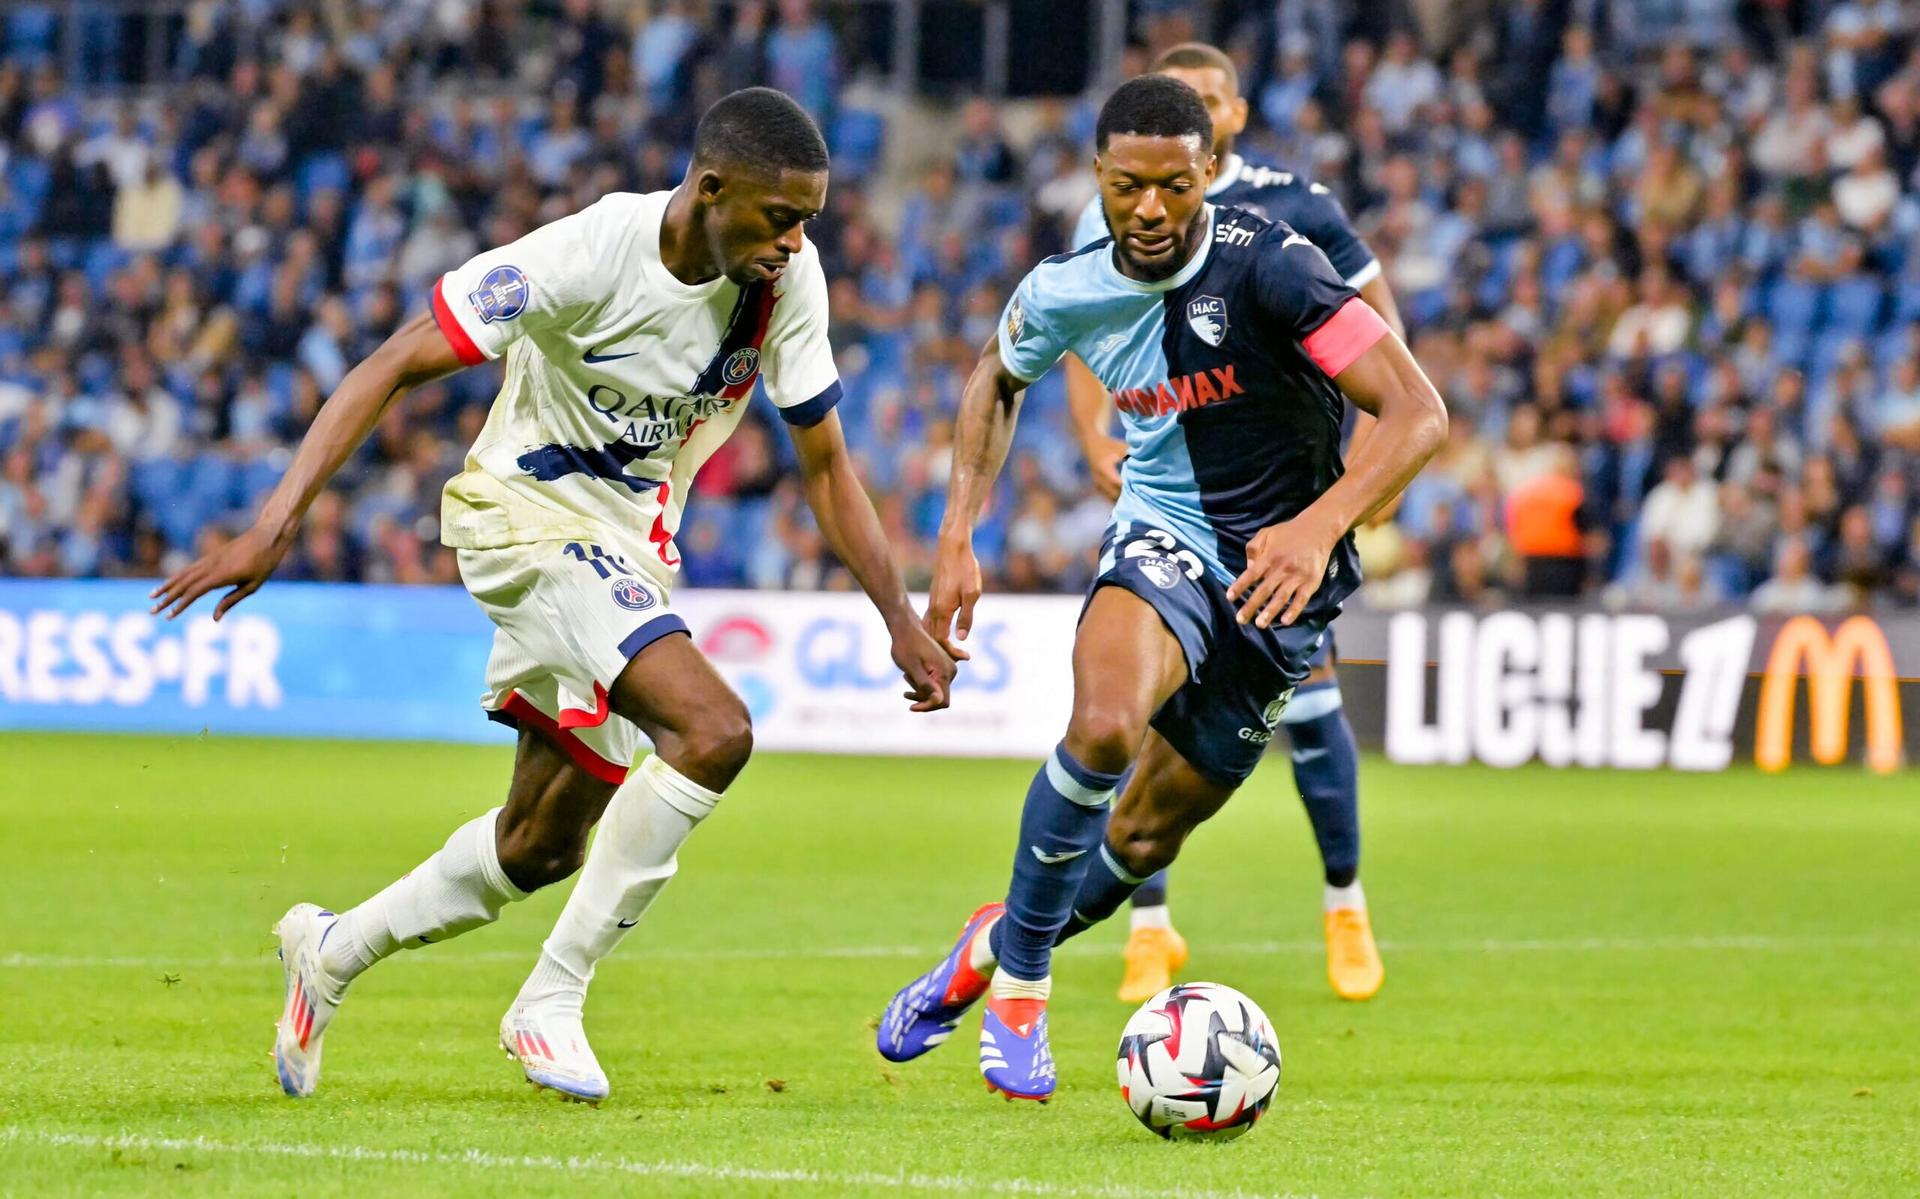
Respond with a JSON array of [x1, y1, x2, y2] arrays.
[[979, 995, 1055, 1101], [877, 902, 1002, 1063]]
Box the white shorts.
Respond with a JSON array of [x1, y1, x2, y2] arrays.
[[458, 537, 686, 783]]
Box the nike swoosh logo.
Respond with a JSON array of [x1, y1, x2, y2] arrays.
[[583, 349, 638, 364], [1291, 746, 1329, 763], [616, 917, 640, 928], [1281, 232, 1312, 250], [1030, 847, 1087, 865]]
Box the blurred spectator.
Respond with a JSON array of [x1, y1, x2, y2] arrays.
[[3, 2, 1917, 615], [1751, 540, 1850, 613], [1504, 443, 1587, 598]]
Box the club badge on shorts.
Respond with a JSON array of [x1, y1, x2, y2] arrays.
[[610, 577, 655, 611], [1137, 555, 1183, 590]]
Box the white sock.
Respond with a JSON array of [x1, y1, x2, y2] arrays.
[[324, 807, 528, 983], [968, 916, 1000, 975], [516, 755, 721, 1011], [1129, 904, 1173, 932], [989, 971, 1051, 1001], [1324, 879, 1366, 913]]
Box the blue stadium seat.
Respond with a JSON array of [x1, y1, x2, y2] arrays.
[[1893, 278, 1920, 324], [1807, 331, 1863, 383], [1770, 329, 1810, 370], [240, 458, 284, 507], [1876, 326, 1915, 372], [1764, 278, 1823, 337], [1826, 277, 1884, 335], [46, 238, 83, 270], [5, 6, 58, 64], [295, 153, 352, 205], [827, 110, 886, 181], [183, 454, 237, 522], [83, 242, 132, 293]]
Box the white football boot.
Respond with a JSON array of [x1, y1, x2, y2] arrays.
[[272, 903, 348, 1098], [501, 1001, 610, 1104]]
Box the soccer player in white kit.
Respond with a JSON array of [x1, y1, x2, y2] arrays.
[[151, 89, 958, 1104]]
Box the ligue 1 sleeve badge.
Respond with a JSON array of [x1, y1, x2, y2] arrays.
[[1186, 295, 1228, 347], [469, 265, 530, 324]]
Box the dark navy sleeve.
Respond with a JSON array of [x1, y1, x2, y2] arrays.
[[1252, 227, 1389, 378], [1290, 183, 1381, 288]]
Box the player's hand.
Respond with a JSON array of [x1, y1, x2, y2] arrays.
[[1084, 432, 1127, 502], [891, 618, 958, 713], [924, 533, 982, 660], [1227, 515, 1340, 630], [149, 523, 292, 621]]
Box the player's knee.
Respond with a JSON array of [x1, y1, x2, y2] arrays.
[[494, 816, 589, 891], [1063, 705, 1145, 777], [672, 702, 754, 791]]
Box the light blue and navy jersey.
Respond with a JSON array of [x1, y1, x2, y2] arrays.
[[1071, 153, 1380, 289], [1000, 203, 1390, 610]]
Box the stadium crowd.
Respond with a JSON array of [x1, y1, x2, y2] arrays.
[[3, 0, 1920, 614]]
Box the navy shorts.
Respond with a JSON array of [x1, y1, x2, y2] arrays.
[[1088, 526, 1336, 786]]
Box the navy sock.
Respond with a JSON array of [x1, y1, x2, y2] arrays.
[[1057, 843, 1151, 943], [988, 743, 1123, 981], [1283, 683, 1360, 888], [1130, 869, 1170, 908]]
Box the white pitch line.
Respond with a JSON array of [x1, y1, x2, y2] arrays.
[[0, 1128, 1316, 1199], [3, 932, 1915, 971]]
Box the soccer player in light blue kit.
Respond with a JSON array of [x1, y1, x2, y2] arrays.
[[1064, 43, 1406, 1005], [876, 76, 1447, 1105]]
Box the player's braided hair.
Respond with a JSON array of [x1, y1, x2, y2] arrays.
[[693, 87, 830, 178], [1151, 41, 1239, 94], [1095, 74, 1214, 153]]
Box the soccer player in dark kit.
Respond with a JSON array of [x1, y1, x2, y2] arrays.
[[876, 75, 1447, 1102], [1065, 41, 1407, 1006]]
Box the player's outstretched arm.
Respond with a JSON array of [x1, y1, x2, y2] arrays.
[[927, 339, 1028, 650], [789, 410, 958, 712], [1065, 353, 1125, 502], [1228, 329, 1447, 629], [150, 313, 467, 620], [1342, 275, 1405, 463]]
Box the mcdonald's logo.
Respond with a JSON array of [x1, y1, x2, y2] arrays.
[[1754, 616, 1904, 774]]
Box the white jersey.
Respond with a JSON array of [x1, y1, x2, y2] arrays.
[[431, 189, 839, 586]]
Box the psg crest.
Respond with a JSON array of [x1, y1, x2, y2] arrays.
[[1186, 295, 1228, 347], [610, 578, 655, 611], [722, 347, 760, 387]]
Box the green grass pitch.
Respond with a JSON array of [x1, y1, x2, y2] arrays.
[[1, 732, 1916, 1197]]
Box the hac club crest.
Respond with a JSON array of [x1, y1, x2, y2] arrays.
[[1186, 295, 1228, 347], [1137, 555, 1183, 590]]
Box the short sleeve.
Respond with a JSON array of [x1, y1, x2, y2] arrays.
[[1070, 196, 1109, 251], [1255, 226, 1389, 378], [996, 270, 1068, 384], [431, 196, 627, 364], [1292, 182, 1380, 288], [760, 245, 842, 426]]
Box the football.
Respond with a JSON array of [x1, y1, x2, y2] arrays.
[[1115, 982, 1282, 1141]]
